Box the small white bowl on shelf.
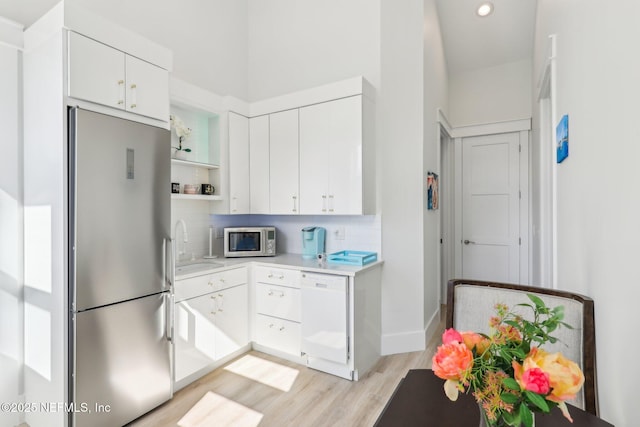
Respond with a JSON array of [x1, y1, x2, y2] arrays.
[[183, 184, 199, 194]]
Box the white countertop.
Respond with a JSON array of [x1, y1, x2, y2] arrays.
[[175, 253, 383, 280]]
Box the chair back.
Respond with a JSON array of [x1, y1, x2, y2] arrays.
[[446, 279, 598, 416]]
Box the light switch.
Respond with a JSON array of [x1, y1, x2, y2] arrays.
[[335, 227, 345, 240]]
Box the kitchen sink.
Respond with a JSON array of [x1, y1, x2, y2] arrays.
[[175, 262, 224, 275]]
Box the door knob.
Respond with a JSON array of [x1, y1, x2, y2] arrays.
[[463, 240, 476, 245]]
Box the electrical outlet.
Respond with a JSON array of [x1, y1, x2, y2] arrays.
[[335, 227, 345, 240], [215, 227, 223, 238]]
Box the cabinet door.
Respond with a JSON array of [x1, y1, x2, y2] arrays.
[[174, 295, 217, 383], [249, 116, 270, 214], [269, 109, 299, 214], [229, 112, 250, 214], [299, 102, 331, 214], [125, 55, 169, 121], [328, 96, 363, 214], [68, 32, 126, 110], [214, 284, 248, 360]]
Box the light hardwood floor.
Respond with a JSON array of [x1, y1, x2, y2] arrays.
[[129, 315, 445, 427]]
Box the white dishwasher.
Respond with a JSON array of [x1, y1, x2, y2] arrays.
[[300, 272, 350, 377]]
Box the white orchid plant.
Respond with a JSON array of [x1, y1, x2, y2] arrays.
[[170, 115, 192, 152]]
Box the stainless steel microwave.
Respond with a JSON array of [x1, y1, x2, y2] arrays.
[[223, 227, 276, 257]]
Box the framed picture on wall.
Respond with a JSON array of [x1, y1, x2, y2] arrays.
[[557, 114, 569, 163], [427, 172, 439, 210]]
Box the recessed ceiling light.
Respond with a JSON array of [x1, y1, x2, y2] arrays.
[[476, 2, 494, 17]]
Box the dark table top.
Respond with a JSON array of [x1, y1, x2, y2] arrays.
[[374, 369, 614, 427]]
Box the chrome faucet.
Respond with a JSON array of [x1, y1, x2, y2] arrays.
[[174, 219, 189, 262]]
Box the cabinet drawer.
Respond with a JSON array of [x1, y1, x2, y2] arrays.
[[175, 267, 247, 301], [256, 283, 301, 322], [254, 266, 301, 288], [255, 314, 300, 356]]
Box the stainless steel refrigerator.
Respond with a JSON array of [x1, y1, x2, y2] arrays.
[[68, 107, 172, 427]]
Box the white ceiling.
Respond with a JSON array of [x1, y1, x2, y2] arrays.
[[1, 0, 537, 75], [435, 0, 537, 74], [0, 0, 59, 28]]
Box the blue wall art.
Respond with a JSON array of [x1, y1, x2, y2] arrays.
[[556, 114, 569, 163]]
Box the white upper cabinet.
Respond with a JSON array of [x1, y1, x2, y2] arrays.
[[125, 55, 169, 121], [269, 109, 299, 215], [229, 112, 250, 214], [68, 32, 125, 109], [300, 95, 364, 215], [249, 116, 270, 214], [68, 31, 169, 122]]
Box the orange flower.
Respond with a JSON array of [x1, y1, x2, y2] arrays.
[[461, 331, 490, 355], [432, 342, 474, 382]]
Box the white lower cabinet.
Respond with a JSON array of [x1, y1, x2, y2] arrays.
[[253, 265, 302, 358], [174, 267, 248, 388], [255, 314, 301, 357]]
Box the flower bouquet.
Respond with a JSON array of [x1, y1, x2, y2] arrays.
[[432, 295, 585, 427]]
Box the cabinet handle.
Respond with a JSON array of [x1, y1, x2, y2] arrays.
[[328, 195, 334, 212], [268, 323, 274, 328], [219, 278, 226, 283], [322, 195, 327, 212], [268, 289, 285, 297], [129, 83, 137, 109], [279, 326, 285, 331], [208, 281, 213, 286], [117, 80, 124, 105], [292, 195, 297, 212]]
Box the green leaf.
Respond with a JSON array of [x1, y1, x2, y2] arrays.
[[524, 391, 550, 412], [503, 410, 519, 426], [500, 392, 519, 404], [503, 377, 520, 391], [184, 148, 192, 152], [520, 404, 534, 427], [527, 294, 546, 310], [511, 348, 525, 360]]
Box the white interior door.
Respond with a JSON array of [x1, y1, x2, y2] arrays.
[[461, 132, 521, 283]]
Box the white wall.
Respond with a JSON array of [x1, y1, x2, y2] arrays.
[[247, 0, 380, 102], [0, 20, 24, 427], [449, 59, 532, 127], [423, 0, 449, 332], [70, 0, 249, 99], [533, 1, 639, 424], [378, 0, 427, 353]]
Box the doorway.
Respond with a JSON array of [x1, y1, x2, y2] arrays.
[[452, 121, 530, 285]]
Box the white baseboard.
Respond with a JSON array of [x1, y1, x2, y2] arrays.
[[381, 307, 442, 356], [381, 330, 425, 355]]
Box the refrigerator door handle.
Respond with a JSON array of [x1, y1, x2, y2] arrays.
[[165, 292, 174, 343]]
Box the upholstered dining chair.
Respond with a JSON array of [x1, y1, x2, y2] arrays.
[[445, 279, 598, 416]]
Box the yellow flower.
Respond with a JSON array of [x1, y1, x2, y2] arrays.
[[523, 348, 585, 404]]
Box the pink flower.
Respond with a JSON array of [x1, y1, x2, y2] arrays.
[[442, 328, 463, 344], [520, 367, 550, 394], [432, 342, 474, 382]]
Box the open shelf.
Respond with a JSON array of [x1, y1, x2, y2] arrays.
[[171, 158, 220, 169], [171, 194, 222, 201]]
